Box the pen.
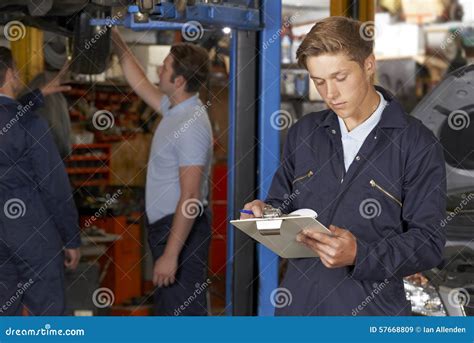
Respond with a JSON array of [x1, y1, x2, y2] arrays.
[[239, 209, 254, 215]]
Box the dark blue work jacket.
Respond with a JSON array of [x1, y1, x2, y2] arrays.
[[266, 87, 446, 316], [0, 90, 80, 251]]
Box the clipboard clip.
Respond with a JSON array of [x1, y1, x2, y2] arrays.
[[257, 205, 284, 236], [262, 205, 282, 218]]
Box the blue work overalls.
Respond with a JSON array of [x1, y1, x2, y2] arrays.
[[266, 87, 446, 316], [0, 90, 80, 315]]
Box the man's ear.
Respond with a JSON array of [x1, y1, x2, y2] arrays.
[[364, 54, 376, 77], [174, 74, 187, 90]]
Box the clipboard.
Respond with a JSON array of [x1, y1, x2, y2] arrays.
[[230, 212, 330, 258]]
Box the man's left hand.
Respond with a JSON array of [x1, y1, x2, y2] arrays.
[[40, 61, 72, 97], [152, 253, 178, 288], [297, 225, 357, 268]]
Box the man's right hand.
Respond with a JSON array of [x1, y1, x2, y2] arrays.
[[64, 248, 81, 270], [240, 200, 267, 219], [40, 61, 72, 97]]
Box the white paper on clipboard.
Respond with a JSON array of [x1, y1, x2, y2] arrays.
[[229, 209, 330, 258]]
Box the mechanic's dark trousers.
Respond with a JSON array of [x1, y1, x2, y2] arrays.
[[0, 225, 65, 316], [147, 209, 211, 316]]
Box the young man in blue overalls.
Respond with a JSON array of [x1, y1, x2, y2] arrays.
[[242, 16, 446, 316]]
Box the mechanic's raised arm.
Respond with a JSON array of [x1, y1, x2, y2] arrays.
[[111, 27, 163, 112]]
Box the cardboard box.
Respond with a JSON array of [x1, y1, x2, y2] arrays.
[[402, 0, 444, 24]]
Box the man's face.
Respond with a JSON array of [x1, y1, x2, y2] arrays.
[[306, 53, 374, 119], [157, 54, 177, 96]]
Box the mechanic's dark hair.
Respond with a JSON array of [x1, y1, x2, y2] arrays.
[[170, 43, 210, 93], [0, 47, 15, 87], [297, 16, 374, 69]]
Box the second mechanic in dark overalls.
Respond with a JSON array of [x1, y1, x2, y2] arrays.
[[0, 47, 80, 315]]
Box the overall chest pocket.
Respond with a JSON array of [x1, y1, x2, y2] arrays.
[[369, 179, 402, 208], [290, 165, 317, 210], [290, 164, 339, 214], [356, 177, 404, 234], [292, 170, 314, 185]]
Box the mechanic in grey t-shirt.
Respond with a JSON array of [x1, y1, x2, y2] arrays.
[[112, 28, 213, 315], [146, 94, 212, 224]]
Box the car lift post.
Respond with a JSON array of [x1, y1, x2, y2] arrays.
[[227, 0, 281, 316]]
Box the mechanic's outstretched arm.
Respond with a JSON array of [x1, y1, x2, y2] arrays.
[[17, 61, 71, 111], [39, 60, 72, 97], [111, 27, 163, 112], [17, 88, 45, 112]]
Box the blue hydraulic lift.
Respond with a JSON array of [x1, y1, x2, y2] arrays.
[[95, 0, 282, 316], [255, 0, 281, 316], [227, 0, 281, 316]]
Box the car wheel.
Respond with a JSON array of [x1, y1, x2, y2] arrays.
[[70, 4, 111, 74]]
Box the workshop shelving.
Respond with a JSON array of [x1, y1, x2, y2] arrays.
[[65, 144, 112, 187]]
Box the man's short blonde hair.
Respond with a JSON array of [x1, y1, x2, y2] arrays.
[[296, 16, 374, 69]]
